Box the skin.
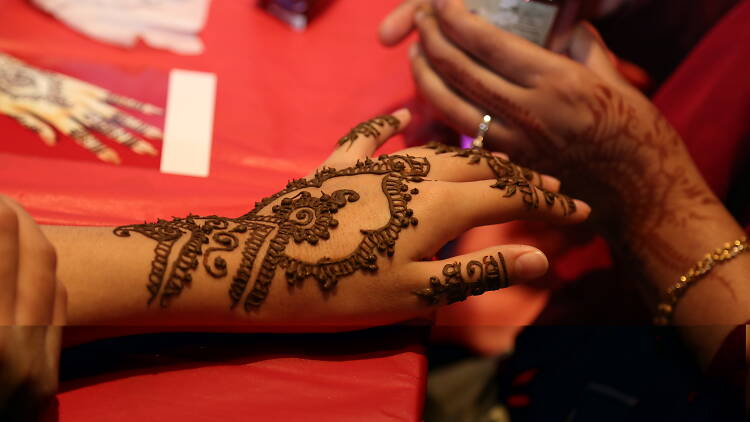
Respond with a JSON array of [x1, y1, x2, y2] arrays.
[[0, 110, 589, 411], [33, 109, 590, 332], [380, 0, 750, 368], [0, 197, 66, 421]]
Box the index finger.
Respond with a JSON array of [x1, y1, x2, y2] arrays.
[[433, 0, 564, 86], [379, 0, 428, 46]]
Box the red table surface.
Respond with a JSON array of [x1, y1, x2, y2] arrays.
[[0, 0, 428, 420]]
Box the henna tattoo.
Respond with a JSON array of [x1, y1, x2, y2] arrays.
[[425, 141, 576, 215], [229, 224, 273, 306], [414, 253, 509, 305], [336, 115, 400, 151], [0, 54, 70, 106], [68, 129, 108, 153], [114, 154, 429, 310], [105, 93, 161, 115]]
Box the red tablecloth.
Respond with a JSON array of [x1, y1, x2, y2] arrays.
[[0, 0, 428, 420]]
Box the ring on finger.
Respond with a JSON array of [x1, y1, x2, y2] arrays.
[[472, 114, 492, 149]]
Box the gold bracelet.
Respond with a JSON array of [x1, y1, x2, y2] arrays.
[[654, 237, 748, 326]]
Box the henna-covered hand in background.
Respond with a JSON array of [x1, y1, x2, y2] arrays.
[[42, 110, 589, 329], [0, 52, 162, 164], [380, 0, 750, 366]]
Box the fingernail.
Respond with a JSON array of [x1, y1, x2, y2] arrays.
[[514, 251, 548, 279], [434, 0, 448, 11]]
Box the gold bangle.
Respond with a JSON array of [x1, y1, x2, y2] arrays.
[[654, 237, 748, 326]]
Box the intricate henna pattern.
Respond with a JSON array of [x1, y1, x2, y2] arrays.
[[413, 253, 509, 304], [0, 55, 70, 106], [336, 115, 400, 150], [425, 141, 576, 215], [115, 153, 430, 310], [443, 80, 719, 273]]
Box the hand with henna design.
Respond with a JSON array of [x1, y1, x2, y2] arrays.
[[0, 52, 162, 164], [381, 0, 750, 366], [40, 109, 590, 332]]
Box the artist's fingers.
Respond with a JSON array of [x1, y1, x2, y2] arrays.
[[415, 8, 529, 107], [91, 119, 158, 156], [445, 179, 590, 229], [3, 109, 57, 146], [409, 245, 548, 305], [105, 93, 163, 115], [379, 0, 428, 46], [432, 0, 561, 87], [56, 118, 121, 164], [325, 109, 411, 165], [3, 200, 57, 325], [0, 196, 20, 324], [410, 44, 517, 142]]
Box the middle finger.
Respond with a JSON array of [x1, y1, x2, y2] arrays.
[[415, 8, 529, 115]]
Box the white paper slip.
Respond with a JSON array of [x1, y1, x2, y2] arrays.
[[160, 69, 217, 177]]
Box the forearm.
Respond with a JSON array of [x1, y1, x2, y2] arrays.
[[604, 155, 750, 366], [42, 224, 430, 330]]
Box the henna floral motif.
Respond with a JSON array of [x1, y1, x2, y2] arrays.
[[115, 153, 429, 310], [413, 253, 509, 304], [425, 141, 576, 215], [336, 115, 400, 150], [444, 81, 721, 274], [564, 85, 721, 272]]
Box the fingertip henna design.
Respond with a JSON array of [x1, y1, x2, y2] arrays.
[[336, 115, 400, 151], [414, 253, 509, 305]]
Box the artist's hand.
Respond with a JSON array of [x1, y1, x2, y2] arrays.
[[378, 0, 631, 48], [0, 196, 67, 421], [110, 110, 590, 327], [380, 0, 713, 231], [0, 52, 162, 164]]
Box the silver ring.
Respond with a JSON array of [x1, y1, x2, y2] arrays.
[[472, 114, 492, 148]]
